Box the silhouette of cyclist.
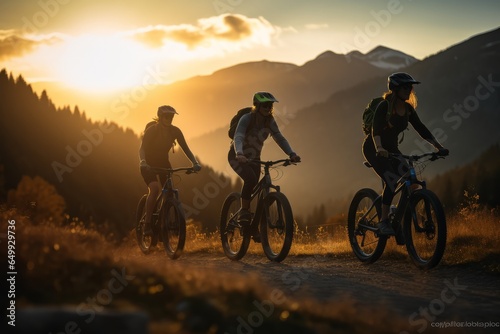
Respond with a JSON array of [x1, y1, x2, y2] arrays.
[[362, 73, 449, 235], [228, 92, 301, 241], [139, 105, 201, 235]]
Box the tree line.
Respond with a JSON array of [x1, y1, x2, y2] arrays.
[[0, 69, 239, 238], [1, 69, 498, 238]]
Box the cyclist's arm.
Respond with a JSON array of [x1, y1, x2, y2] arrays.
[[173, 127, 199, 165], [233, 113, 251, 155], [409, 109, 444, 149], [269, 118, 295, 156], [138, 126, 152, 164]]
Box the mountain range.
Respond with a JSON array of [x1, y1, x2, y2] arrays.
[[24, 27, 500, 216], [185, 27, 500, 213]]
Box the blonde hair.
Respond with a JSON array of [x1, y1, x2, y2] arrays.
[[383, 90, 418, 110]]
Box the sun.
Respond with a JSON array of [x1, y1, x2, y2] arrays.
[[54, 34, 152, 92]]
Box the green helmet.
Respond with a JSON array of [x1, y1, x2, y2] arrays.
[[253, 92, 279, 106]]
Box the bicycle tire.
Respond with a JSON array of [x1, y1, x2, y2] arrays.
[[260, 192, 294, 262], [347, 188, 387, 263], [220, 192, 251, 261], [160, 198, 186, 260], [136, 194, 159, 254], [404, 189, 447, 269]]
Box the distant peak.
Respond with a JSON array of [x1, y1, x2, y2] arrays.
[[315, 50, 341, 60], [346, 46, 419, 70], [367, 45, 394, 54]]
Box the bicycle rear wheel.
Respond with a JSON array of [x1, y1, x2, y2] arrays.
[[136, 194, 159, 254], [347, 188, 387, 263], [260, 192, 294, 262], [160, 198, 186, 259], [220, 192, 251, 261], [404, 189, 446, 269]]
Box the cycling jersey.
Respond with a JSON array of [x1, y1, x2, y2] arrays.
[[233, 112, 293, 159], [372, 101, 434, 152], [141, 122, 196, 168]]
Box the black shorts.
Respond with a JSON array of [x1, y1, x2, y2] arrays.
[[140, 167, 167, 186]]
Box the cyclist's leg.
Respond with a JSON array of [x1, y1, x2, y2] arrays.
[[141, 168, 162, 234], [363, 140, 398, 234], [228, 150, 259, 221]]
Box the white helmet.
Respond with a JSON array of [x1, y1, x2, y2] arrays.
[[157, 105, 178, 117]]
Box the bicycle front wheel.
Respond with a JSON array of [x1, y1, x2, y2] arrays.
[[347, 188, 387, 263], [260, 192, 294, 262], [136, 194, 158, 254], [220, 192, 251, 261], [404, 189, 447, 270], [160, 198, 186, 260]]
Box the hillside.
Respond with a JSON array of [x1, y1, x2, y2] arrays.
[[188, 27, 500, 214], [0, 70, 238, 236], [2, 28, 499, 228], [31, 46, 414, 138]]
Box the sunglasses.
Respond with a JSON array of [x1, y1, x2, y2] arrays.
[[260, 102, 274, 109]]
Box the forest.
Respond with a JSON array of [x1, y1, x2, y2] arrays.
[[0, 69, 240, 239], [1, 68, 499, 239]]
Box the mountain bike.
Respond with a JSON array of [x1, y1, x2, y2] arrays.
[[220, 159, 298, 262], [347, 152, 447, 269], [136, 166, 195, 259]]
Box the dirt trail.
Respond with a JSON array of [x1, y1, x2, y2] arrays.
[[137, 247, 500, 333]]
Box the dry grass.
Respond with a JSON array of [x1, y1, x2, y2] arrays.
[[1, 200, 498, 333], [182, 207, 500, 270]]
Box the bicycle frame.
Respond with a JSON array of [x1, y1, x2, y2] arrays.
[[349, 151, 447, 268], [152, 166, 193, 198], [358, 153, 437, 234], [136, 166, 194, 257], [244, 159, 291, 226]]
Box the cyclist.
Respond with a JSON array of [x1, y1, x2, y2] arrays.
[[362, 73, 449, 235], [139, 105, 201, 235], [228, 92, 301, 241]]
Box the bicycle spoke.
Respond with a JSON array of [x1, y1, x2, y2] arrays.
[[405, 190, 446, 269], [347, 189, 386, 263], [220, 193, 250, 261], [261, 192, 293, 262], [161, 199, 186, 259]]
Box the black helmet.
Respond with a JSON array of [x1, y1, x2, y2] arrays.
[[388, 72, 420, 90], [253, 92, 278, 106]]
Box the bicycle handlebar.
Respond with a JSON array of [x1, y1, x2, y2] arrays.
[[149, 166, 196, 174], [248, 159, 299, 167], [390, 151, 447, 162]]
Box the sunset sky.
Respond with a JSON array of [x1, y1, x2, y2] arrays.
[[1, 0, 499, 93]]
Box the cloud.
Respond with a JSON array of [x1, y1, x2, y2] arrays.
[[0, 30, 62, 60], [305, 23, 329, 30], [131, 14, 276, 49]]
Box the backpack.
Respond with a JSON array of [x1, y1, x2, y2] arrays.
[[362, 97, 412, 144], [228, 107, 253, 139], [362, 97, 392, 135]]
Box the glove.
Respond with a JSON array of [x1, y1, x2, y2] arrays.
[[140, 159, 149, 169], [437, 148, 449, 156], [193, 163, 201, 172], [376, 147, 389, 158], [290, 153, 301, 163], [236, 153, 248, 163]]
